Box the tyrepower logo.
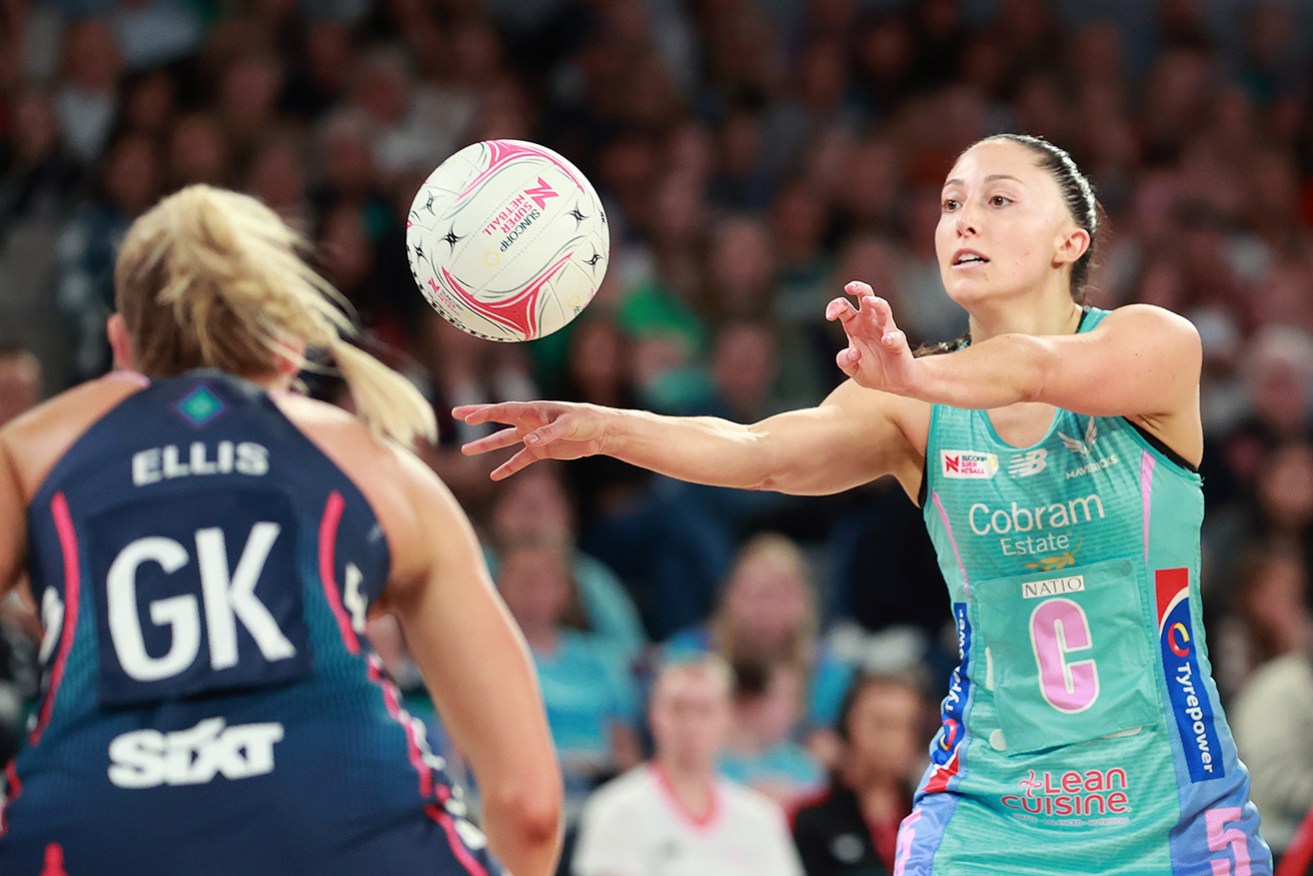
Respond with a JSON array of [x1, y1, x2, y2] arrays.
[[923, 603, 972, 795], [941, 450, 998, 479], [1001, 768, 1130, 822], [1156, 568, 1224, 783], [108, 717, 284, 788]]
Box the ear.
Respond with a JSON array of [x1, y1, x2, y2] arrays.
[[1053, 226, 1091, 269], [106, 314, 137, 371], [271, 336, 306, 382]]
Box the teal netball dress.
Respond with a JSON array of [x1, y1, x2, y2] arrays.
[[895, 308, 1271, 875]]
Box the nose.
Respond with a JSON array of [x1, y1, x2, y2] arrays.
[[955, 204, 979, 237]]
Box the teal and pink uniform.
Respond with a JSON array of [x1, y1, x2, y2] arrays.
[[895, 308, 1272, 875]]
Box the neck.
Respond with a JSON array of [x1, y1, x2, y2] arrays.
[[966, 284, 1083, 344], [847, 771, 903, 822], [657, 757, 716, 814]]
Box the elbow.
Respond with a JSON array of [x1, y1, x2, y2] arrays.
[[484, 773, 565, 848], [1016, 335, 1055, 404]]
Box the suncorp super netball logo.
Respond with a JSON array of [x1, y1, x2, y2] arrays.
[[1156, 568, 1224, 783]]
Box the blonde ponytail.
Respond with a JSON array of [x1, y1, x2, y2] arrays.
[[115, 184, 436, 446], [332, 338, 436, 446]]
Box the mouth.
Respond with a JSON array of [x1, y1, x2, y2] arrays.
[[951, 249, 990, 268]]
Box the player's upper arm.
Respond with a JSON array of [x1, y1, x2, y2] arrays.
[[382, 448, 560, 808], [1033, 305, 1201, 418], [0, 436, 27, 600], [753, 379, 927, 498]]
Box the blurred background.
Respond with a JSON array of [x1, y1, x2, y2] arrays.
[[2, 0, 1312, 873]]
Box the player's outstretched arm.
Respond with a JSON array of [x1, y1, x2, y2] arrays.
[[454, 379, 927, 499], [384, 451, 564, 876], [832, 282, 1200, 417], [830, 282, 1202, 461]]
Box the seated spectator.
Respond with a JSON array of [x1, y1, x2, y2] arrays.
[[664, 533, 853, 736], [572, 656, 804, 876], [720, 659, 825, 806], [1229, 548, 1313, 858], [486, 463, 647, 662], [497, 537, 641, 808], [1278, 803, 1313, 876], [791, 674, 930, 876]]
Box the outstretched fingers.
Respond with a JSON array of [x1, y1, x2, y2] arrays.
[[491, 446, 546, 481], [460, 427, 525, 457], [452, 401, 536, 427]]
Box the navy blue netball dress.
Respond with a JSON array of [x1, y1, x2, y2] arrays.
[[0, 372, 501, 876]]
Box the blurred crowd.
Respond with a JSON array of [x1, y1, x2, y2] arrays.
[[2, 0, 1313, 873]]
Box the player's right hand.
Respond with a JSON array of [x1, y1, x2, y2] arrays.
[[453, 401, 611, 480]]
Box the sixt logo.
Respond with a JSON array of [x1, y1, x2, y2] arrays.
[[1156, 568, 1224, 783], [942, 451, 998, 479]]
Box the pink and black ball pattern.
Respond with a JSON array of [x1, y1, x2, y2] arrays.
[[407, 139, 610, 342]]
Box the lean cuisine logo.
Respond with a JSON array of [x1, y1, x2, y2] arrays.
[[1000, 768, 1130, 823], [1156, 568, 1224, 783], [942, 451, 998, 479]]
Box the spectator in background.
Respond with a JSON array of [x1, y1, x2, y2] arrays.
[[0, 86, 81, 239], [720, 659, 825, 807], [496, 537, 641, 810], [572, 656, 804, 876], [486, 462, 646, 662], [53, 18, 122, 165], [791, 674, 929, 876], [1229, 549, 1313, 859], [1279, 804, 1313, 876], [0, 342, 41, 427], [665, 533, 853, 740], [54, 132, 162, 383]]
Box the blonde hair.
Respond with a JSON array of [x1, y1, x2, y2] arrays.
[[114, 185, 435, 446]]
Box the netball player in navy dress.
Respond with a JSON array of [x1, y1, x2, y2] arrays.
[[0, 186, 563, 875]]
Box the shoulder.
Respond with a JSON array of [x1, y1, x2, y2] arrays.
[[0, 374, 145, 498], [1094, 304, 1200, 349]]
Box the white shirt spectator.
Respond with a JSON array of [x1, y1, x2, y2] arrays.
[[572, 763, 804, 876]]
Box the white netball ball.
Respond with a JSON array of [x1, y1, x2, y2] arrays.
[[407, 139, 610, 342]]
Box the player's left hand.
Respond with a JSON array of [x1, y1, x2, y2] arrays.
[[825, 281, 919, 396]]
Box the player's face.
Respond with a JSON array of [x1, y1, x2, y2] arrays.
[[650, 672, 733, 767], [935, 139, 1081, 308]]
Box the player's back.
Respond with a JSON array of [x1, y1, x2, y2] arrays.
[[0, 371, 493, 876]]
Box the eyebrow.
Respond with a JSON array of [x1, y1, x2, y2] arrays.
[[942, 174, 1025, 189]]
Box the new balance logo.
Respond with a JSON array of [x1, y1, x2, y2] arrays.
[[1008, 449, 1048, 478]]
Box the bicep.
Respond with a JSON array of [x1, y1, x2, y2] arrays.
[[1037, 306, 1201, 419], [754, 380, 924, 497], [0, 439, 27, 600]]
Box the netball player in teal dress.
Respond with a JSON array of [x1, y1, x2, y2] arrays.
[[456, 134, 1272, 875]]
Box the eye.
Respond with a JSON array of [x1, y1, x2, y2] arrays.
[[942, 198, 960, 211], [990, 195, 1012, 207]]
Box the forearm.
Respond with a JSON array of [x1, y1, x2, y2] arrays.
[[601, 409, 779, 490], [911, 334, 1047, 409]]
